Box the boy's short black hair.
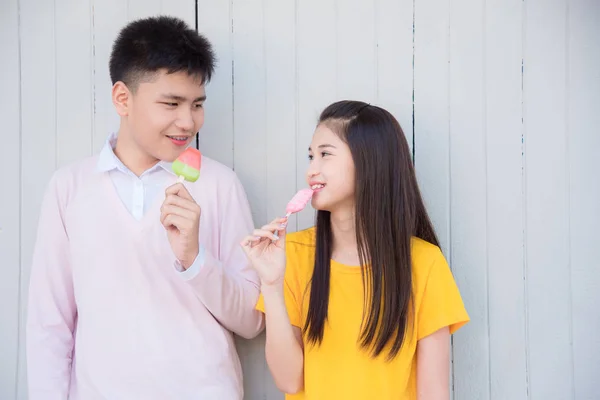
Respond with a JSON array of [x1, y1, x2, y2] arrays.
[[109, 16, 215, 91]]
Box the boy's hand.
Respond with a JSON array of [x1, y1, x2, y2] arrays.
[[160, 183, 201, 269]]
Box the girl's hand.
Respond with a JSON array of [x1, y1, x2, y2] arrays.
[[241, 217, 288, 288]]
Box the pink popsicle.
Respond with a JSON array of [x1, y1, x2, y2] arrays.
[[285, 188, 314, 217], [271, 188, 314, 241]]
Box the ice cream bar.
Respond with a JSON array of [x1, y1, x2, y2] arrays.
[[172, 147, 202, 183], [271, 188, 314, 241], [285, 188, 314, 217]]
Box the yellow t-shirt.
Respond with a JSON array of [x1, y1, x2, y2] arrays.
[[256, 227, 469, 400]]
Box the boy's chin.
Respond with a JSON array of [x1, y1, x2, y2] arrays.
[[156, 147, 186, 163], [161, 154, 179, 163]]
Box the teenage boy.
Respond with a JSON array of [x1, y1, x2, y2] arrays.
[[26, 16, 264, 399]]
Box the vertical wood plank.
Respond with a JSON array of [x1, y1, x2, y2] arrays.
[[127, 0, 196, 32], [232, 0, 266, 227], [413, 0, 450, 256], [375, 0, 414, 154], [296, 0, 337, 231], [413, 1, 452, 397], [127, 0, 161, 20], [92, 0, 128, 152], [336, 0, 376, 102], [17, 0, 58, 396], [568, 1, 600, 399], [161, 0, 195, 29], [55, 0, 93, 166], [230, 1, 268, 398], [234, 334, 269, 400], [264, 0, 297, 229], [448, 1, 489, 399], [261, 0, 297, 397], [0, 0, 21, 397], [524, 0, 573, 398], [197, 1, 234, 168], [485, 1, 528, 399]]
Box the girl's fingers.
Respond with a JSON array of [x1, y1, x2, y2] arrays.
[[240, 218, 289, 252], [261, 222, 287, 233], [263, 217, 288, 233], [253, 228, 280, 242], [266, 217, 288, 242], [241, 235, 265, 247], [269, 216, 288, 226]]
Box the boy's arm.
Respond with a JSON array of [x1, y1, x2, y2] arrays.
[[26, 173, 76, 399], [178, 176, 264, 339]]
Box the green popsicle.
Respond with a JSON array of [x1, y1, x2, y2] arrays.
[[172, 147, 202, 183]]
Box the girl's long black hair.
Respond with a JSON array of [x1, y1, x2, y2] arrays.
[[303, 100, 439, 360]]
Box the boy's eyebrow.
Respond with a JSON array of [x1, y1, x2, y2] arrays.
[[160, 94, 207, 102], [308, 144, 337, 151]]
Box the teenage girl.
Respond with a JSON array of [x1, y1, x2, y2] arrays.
[[242, 100, 469, 399]]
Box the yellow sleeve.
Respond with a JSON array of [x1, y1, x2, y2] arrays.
[[417, 249, 470, 340], [255, 270, 303, 328]]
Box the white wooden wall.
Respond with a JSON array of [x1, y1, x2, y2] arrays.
[[1, 0, 599, 399]]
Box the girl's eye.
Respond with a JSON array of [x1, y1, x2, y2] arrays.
[[308, 154, 314, 161], [321, 152, 331, 157]]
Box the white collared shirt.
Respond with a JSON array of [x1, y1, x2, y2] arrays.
[[96, 133, 203, 278]]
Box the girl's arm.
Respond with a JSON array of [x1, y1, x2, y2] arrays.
[[262, 284, 304, 394], [416, 326, 451, 400], [241, 217, 304, 394]]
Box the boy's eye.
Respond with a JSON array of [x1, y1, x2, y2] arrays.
[[162, 102, 178, 107], [195, 103, 204, 108]]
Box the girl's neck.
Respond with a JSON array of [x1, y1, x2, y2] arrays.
[[330, 207, 360, 266]]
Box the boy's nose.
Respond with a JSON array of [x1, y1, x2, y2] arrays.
[[176, 110, 195, 132]]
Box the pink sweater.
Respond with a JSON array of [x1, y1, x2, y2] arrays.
[[26, 155, 264, 399]]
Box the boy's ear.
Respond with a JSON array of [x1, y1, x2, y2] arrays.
[[112, 81, 130, 117]]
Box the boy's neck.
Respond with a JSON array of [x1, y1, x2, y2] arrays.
[[114, 128, 160, 177], [330, 207, 360, 266]]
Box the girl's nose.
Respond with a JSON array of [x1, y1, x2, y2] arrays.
[[306, 168, 319, 179]]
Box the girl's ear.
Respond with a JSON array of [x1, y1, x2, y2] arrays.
[[112, 81, 130, 117]]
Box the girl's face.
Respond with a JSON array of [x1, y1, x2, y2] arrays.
[[306, 124, 355, 213]]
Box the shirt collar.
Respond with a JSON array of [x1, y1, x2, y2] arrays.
[[96, 132, 175, 176]]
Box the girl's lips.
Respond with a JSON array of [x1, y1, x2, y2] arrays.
[[311, 184, 325, 193]]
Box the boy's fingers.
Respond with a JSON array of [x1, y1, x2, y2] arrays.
[[165, 182, 194, 201], [161, 214, 187, 230], [160, 205, 196, 221], [163, 193, 199, 212]]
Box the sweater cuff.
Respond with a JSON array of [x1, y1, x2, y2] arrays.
[[173, 246, 205, 281]]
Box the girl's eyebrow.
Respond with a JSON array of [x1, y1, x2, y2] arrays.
[[308, 144, 337, 151]]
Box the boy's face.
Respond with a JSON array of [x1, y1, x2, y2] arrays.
[[122, 69, 206, 163]]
